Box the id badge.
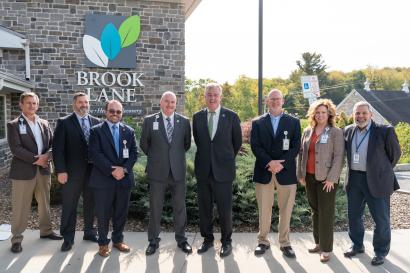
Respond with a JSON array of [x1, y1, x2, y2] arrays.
[[153, 122, 159, 130], [19, 124, 27, 134], [353, 153, 360, 164], [123, 148, 129, 159], [320, 134, 328, 144], [283, 139, 290, 150]]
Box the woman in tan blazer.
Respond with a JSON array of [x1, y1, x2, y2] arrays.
[[298, 99, 344, 262]]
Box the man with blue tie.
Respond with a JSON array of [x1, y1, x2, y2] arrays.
[[53, 92, 100, 252], [88, 100, 138, 257]]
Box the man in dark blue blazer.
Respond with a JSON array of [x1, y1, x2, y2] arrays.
[[53, 92, 100, 252], [193, 83, 242, 258], [250, 89, 301, 258], [343, 101, 401, 266], [88, 100, 138, 258]]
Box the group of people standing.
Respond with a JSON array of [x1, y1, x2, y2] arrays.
[[7, 83, 401, 267]]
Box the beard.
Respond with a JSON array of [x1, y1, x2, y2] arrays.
[[355, 120, 369, 128], [77, 106, 89, 115]]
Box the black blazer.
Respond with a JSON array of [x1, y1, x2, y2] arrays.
[[250, 113, 301, 185], [52, 113, 100, 180], [344, 121, 401, 198], [193, 107, 242, 182], [88, 121, 138, 189]]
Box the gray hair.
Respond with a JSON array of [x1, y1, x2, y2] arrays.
[[353, 101, 372, 113], [205, 83, 222, 95], [160, 91, 177, 102]]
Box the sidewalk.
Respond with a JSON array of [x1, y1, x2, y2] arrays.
[[1, 230, 409, 273]]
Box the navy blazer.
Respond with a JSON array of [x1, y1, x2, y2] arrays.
[[344, 121, 401, 198], [88, 121, 138, 189], [250, 113, 301, 185]]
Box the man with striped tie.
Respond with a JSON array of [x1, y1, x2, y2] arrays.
[[140, 91, 192, 255]]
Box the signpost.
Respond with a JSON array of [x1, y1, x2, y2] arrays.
[[301, 75, 320, 105]]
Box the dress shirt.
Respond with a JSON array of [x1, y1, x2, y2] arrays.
[[207, 105, 221, 140], [350, 122, 371, 171], [22, 113, 43, 155]]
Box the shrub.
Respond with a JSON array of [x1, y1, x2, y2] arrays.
[[395, 122, 410, 163]]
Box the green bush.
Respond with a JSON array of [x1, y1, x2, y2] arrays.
[[395, 122, 410, 163]]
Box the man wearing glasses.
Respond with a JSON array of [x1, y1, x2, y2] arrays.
[[88, 100, 138, 257]]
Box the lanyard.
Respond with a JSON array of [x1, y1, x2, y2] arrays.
[[354, 127, 370, 152]]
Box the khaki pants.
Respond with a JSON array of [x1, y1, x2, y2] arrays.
[[11, 168, 52, 244], [256, 175, 296, 247]]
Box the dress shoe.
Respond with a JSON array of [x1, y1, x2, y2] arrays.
[[280, 246, 296, 258], [98, 245, 110, 257], [40, 232, 63, 240], [11, 243, 22, 253], [178, 241, 193, 254], [113, 242, 131, 253], [145, 243, 159, 256], [254, 244, 270, 255], [371, 256, 385, 266], [308, 245, 320, 253], [197, 241, 214, 254], [220, 243, 232, 258], [83, 234, 98, 243], [320, 252, 331, 263], [61, 241, 73, 252], [343, 246, 365, 258]]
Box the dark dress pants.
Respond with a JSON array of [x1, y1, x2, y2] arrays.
[[147, 173, 187, 245], [94, 185, 131, 246], [347, 170, 391, 257], [60, 174, 96, 244], [197, 172, 233, 245]]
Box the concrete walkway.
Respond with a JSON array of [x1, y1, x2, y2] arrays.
[[1, 230, 409, 273], [396, 171, 410, 193]]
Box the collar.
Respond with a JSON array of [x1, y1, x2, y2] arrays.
[[74, 112, 89, 120], [268, 111, 283, 119], [106, 120, 121, 128], [161, 111, 175, 120], [22, 113, 39, 123], [207, 105, 221, 114], [355, 121, 371, 133]]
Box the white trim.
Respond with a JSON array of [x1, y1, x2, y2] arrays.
[[0, 94, 6, 141], [184, 0, 202, 19], [0, 71, 34, 93]]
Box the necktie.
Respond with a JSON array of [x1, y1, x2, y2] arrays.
[[112, 124, 120, 157], [81, 117, 90, 144], [166, 117, 173, 143], [208, 112, 215, 138]]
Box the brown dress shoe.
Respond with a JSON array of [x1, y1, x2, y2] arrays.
[[113, 242, 130, 253], [308, 245, 320, 253], [320, 252, 331, 263], [98, 245, 110, 257]]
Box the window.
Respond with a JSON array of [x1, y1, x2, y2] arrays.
[[0, 95, 5, 140]]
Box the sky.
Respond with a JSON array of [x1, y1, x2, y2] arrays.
[[185, 0, 410, 84]]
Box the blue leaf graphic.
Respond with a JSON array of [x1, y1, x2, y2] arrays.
[[101, 23, 121, 61]]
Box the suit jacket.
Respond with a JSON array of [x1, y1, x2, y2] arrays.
[[52, 113, 100, 180], [251, 113, 301, 185], [193, 107, 242, 182], [298, 126, 344, 183], [88, 121, 138, 189], [7, 115, 53, 180], [344, 121, 401, 198], [140, 112, 191, 182]]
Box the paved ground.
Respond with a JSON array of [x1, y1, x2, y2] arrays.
[[396, 171, 410, 193], [1, 230, 409, 273]]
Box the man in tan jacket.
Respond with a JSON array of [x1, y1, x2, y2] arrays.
[[7, 92, 62, 253]]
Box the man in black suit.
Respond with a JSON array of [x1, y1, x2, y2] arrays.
[[250, 89, 301, 258], [88, 100, 138, 257], [193, 83, 242, 257], [140, 91, 192, 255], [53, 92, 100, 251], [343, 101, 401, 266]]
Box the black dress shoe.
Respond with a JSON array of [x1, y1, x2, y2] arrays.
[[11, 243, 22, 253], [61, 241, 73, 252], [343, 247, 365, 258], [254, 244, 270, 255], [371, 256, 385, 266], [197, 241, 214, 254], [40, 232, 63, 240], [280, 246, 296, 258], [178, 241, 193, 254], [145, 243, 159, 256], [83, 234, 98, 243], [220, 243, 232, 257]]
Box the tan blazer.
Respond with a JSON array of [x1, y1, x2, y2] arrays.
[[298, 126, 344, 183], [7, 115, 53, 180]]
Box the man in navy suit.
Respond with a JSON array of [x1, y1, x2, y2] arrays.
[[88, 100, 138, 257], [53, 92, 100, 251], [250, 89, 301, 258], [193, 83, 242, 258]]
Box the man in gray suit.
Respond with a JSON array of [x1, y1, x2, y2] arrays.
[[140, 91, 192, 255]]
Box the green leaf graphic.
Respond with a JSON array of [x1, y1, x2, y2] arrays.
[[119, 15, 141, 48]]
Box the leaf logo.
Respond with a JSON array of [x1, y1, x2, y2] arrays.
[[83, 15, 141, 68]]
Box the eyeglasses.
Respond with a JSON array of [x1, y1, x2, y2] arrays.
[[107, 109, 122, 115]]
